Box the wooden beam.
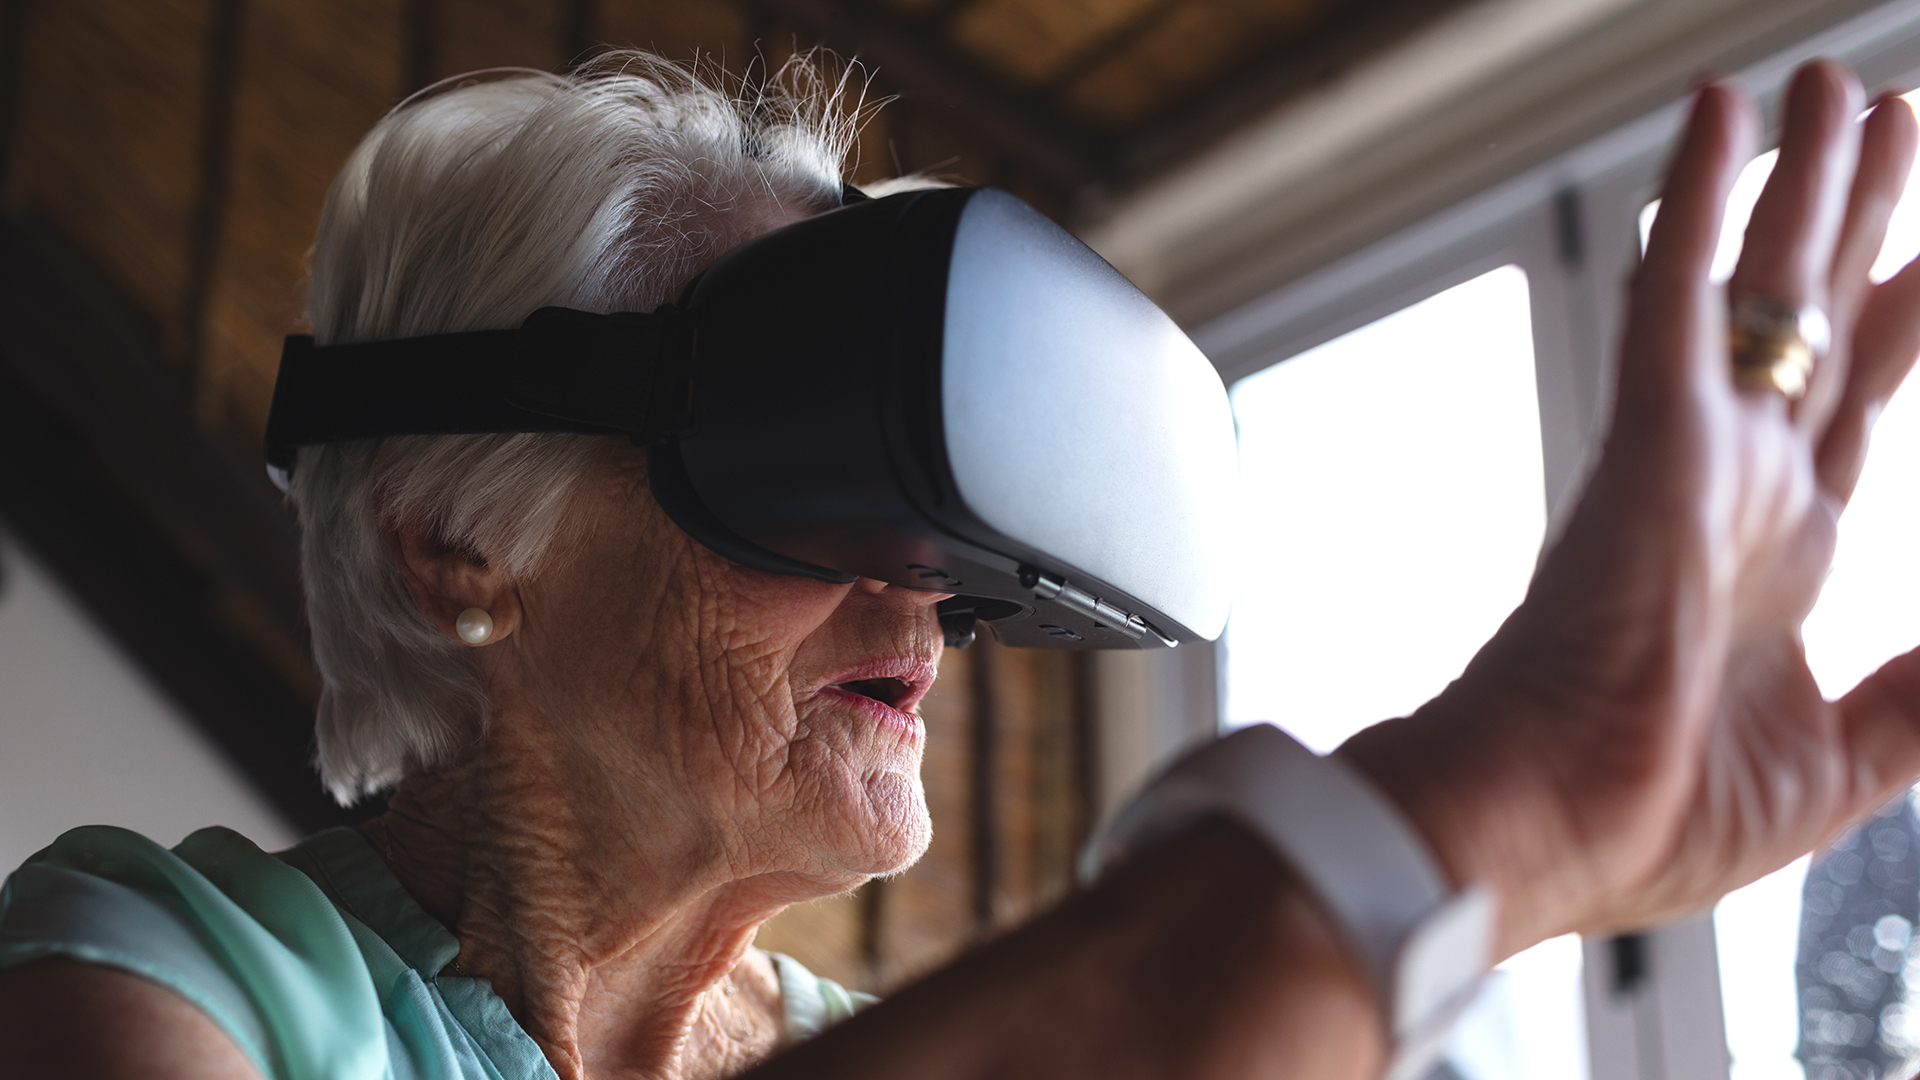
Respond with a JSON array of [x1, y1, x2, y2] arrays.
[[405, 0, 435, 94], [1038, 0, 1188, 98], [916, 0, 984, 30], [1111, 0, 1471, 183], [562, 0, 594, 70], [182, 0, 243, 385], [1069, 652, 1098, 865], [0, 0, 29, 194], [969, 639, 1000, 932]]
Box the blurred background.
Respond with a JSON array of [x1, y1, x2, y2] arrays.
[[7, 0, 1920, 1076]]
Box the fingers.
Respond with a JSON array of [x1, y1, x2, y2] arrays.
[[1804, 93, 1918, 438], [1818, 247, 1920, 500], [1622, 82, 1757, 406], [1815, 95, 1920, 501], [1827, 95, 1917, 324], [1840, 644, 1920, 813], [1726, 63, 1862, 416], [1731, 62, 1864, 317]]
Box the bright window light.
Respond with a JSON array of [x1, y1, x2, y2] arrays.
[[1225, 264, 1544, 751], [1717, 316, 1920, 1080], [1718, 856, 1813, 1080], [1641, 97, 1920, 286], [1639, 149, 1777, 280], [1804, 335, 1920, 697], [1703, 89, 1920, 1080], [1226, 264, 1582, 1077]]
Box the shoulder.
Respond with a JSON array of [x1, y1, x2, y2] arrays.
[[0, 958, 263, 1080], [0, 825, 387, 1080], [0, 825, 284, 1070], [759, 948, 879, 1043]]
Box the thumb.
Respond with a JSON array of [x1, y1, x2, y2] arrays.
[[1839, 643, 1920, 809]]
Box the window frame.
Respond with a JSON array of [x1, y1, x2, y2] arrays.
[[1170, 1, 1920, 1074]]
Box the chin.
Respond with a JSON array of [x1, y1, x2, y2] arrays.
[[777, 703, 933, 878], [855, 769, 933, 875]]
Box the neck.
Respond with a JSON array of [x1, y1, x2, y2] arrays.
[[363, 710, 828, 1080]]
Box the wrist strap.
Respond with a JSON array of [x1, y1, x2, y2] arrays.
[[1081, 723, 1493, 1078]]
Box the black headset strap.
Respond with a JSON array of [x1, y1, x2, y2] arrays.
[[269, 186, 862, 471], [264, 305, 694, 473]]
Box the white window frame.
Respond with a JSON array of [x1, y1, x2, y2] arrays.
[[1122, 1, 1920, 1075]]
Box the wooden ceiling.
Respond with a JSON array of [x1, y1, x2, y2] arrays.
[[771, 0, 1469, 193], [0, 0, 1471, 457]]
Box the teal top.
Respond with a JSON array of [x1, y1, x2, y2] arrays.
[[0, 825, 874, 1079]]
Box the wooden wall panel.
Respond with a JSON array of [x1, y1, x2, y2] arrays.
[[950, 0, 1164, 86], [430, 0, 568, 85], [978, 646, 1087, 930], [4, 0, 213, 367], [983, 643, 1037, 923], [869, 640, 978, 988], [594, 0, 752, 70], [1066, 0, 1306, 126], [848, 91, 897, 188], [1018, 650, 1085, 911], [892, 103, 997, 187], [752, 887, 868, 990], [199, 0, 406, 447]]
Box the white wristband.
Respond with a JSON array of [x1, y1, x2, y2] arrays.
[[1080, 723, 1493, 1080]]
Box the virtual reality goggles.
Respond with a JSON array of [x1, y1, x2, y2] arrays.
[[265, 187, 1236, 650]]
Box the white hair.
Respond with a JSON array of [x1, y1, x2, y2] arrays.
[[292, 53, 873, 803]]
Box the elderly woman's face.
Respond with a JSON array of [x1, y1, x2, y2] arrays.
[[476, 445, 942, 887]]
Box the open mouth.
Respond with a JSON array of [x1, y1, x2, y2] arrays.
[[819, 658, 937, 722], [833, 676, 916, 709]]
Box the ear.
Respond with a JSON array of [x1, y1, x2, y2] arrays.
[[384, 517, 523, 647]]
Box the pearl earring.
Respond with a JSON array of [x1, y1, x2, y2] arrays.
[[455, 608, 494, 646]]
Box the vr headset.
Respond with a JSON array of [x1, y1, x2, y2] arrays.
[[265, 187, 1236, 650]]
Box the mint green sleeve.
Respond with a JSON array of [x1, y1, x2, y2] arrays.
[[767, 951, 880, 1043], [0, 825, 390, 1080]]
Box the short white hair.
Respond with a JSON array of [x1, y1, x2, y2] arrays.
[[292, 53, 869, 803]]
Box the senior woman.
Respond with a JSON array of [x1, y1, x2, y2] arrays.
[[8, 46, 1920, 1080], [2, 57, 933, 1079]]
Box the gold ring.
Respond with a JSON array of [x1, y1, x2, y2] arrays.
[[1728, 293, 1828, 400]]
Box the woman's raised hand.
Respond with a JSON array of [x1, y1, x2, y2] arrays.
[[746, 63, 1920, 1080], [1342, 61, 1920, 959], [738, 61, 1920, 1080]]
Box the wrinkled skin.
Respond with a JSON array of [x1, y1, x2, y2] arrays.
[[372, 445, 946, 1080]]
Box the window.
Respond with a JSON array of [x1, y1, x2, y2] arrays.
[[1224, 265, 1544, 753], [1182, 7, 1920, 1075], [1225, 265, 1587, 1077]]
